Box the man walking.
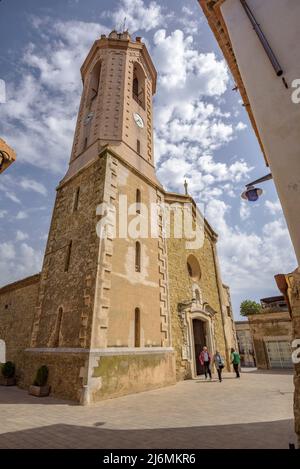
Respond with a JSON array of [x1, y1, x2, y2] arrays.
[[231, 348, 241, 378], [199, 346, 212, 380]]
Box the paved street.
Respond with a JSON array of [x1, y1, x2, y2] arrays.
[[0, 369, 296, 449]]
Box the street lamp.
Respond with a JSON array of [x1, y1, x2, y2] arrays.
[[241, 173, 273, 202]]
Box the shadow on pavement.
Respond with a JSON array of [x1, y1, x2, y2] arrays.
[[244, 369, 294, 376], [0, 419, 296, 449]]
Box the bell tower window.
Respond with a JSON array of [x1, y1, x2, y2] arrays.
[[132, 63, 145, 109], [133, 78, 139, 99], [87, 61, 101, 107]]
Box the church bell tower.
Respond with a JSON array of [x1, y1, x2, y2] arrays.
[[27, 31, 175, 404]]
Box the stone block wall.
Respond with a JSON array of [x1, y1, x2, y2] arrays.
[[20, 350, 87, 401], [0, 274, 40, 375], [31, 156, 106, 350], [248, 312, 292, 369]]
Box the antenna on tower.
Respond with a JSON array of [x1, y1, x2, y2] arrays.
[[123, 16, 127, 32]]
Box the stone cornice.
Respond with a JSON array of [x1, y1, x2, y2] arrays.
[[25, 347, 174, 356]]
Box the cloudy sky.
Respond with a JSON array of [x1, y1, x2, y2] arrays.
[[0, 0, 296, 319]]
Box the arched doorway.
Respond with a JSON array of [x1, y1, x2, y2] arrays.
[[192, 319, 206, 376], [0, 339, 6, 363]]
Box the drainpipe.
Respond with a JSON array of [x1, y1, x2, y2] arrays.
[[211, 238, 231, 371], [240, 0, 283, 77]]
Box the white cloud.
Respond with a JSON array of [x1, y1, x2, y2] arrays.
[[0, 174, 47, 202], [0, 242, 16, 261], [0, 189, 21, 204], [0, 210, 8, 218], [240, 201, 251, 221], [178, 6, 200, 34], [19, 178, 47, 196], [205, 199, 297, 297], [153, 29, 229, 96], [265, 199, 282, 216], [198, 155, 252, 183], [236, 121, 247, 131], [16, 211, 28, 220], [0, 242, 43, 287], [106, 0, 163, 33], [16, 230, 29, 242], [2, 192, 21, 204]]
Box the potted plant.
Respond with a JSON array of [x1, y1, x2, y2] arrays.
[[29, 365, 50, 397], [0, 361, 16, 386]]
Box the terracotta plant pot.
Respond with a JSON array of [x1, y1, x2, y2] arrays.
[[28, 385, 50, 397], [0, 376, 16, 386]]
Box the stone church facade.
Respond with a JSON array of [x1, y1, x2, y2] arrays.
[[0, 31, 236, 403]]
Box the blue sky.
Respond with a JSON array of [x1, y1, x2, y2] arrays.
[[0, 0, 296, 319]]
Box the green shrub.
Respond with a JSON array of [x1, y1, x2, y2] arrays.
[[240, 300, 261, 317], [34, 365, 49, 387], [2, 361, 15, 378]]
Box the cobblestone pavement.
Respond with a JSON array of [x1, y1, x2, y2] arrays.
[[0, 369, 296, 449]]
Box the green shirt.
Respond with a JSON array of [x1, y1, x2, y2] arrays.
[[231, 351, 241, 365]]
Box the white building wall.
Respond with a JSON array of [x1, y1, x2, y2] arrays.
[[221, 0, 300, 264]]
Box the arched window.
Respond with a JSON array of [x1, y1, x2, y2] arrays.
[[134, 308, 141, 347], [0, 339, 6, 363], [132, 63, 145, 109], [133, 77, 139, 98], [135, 241, 141, 272], [136, 189, 141, 214], [87, 61, 101, 107], [187, 254, 201, 281], [54, 308, 63, 348]]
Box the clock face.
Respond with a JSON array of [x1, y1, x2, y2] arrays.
[[133, 113, 144, 129], [84, 113, 94, 125]]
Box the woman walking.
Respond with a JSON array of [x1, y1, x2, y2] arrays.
[[214, 351, 225, 382], [199, 346, 212, 380]]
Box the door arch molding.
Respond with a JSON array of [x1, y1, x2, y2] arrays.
[[0, 339, 6, 363]]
